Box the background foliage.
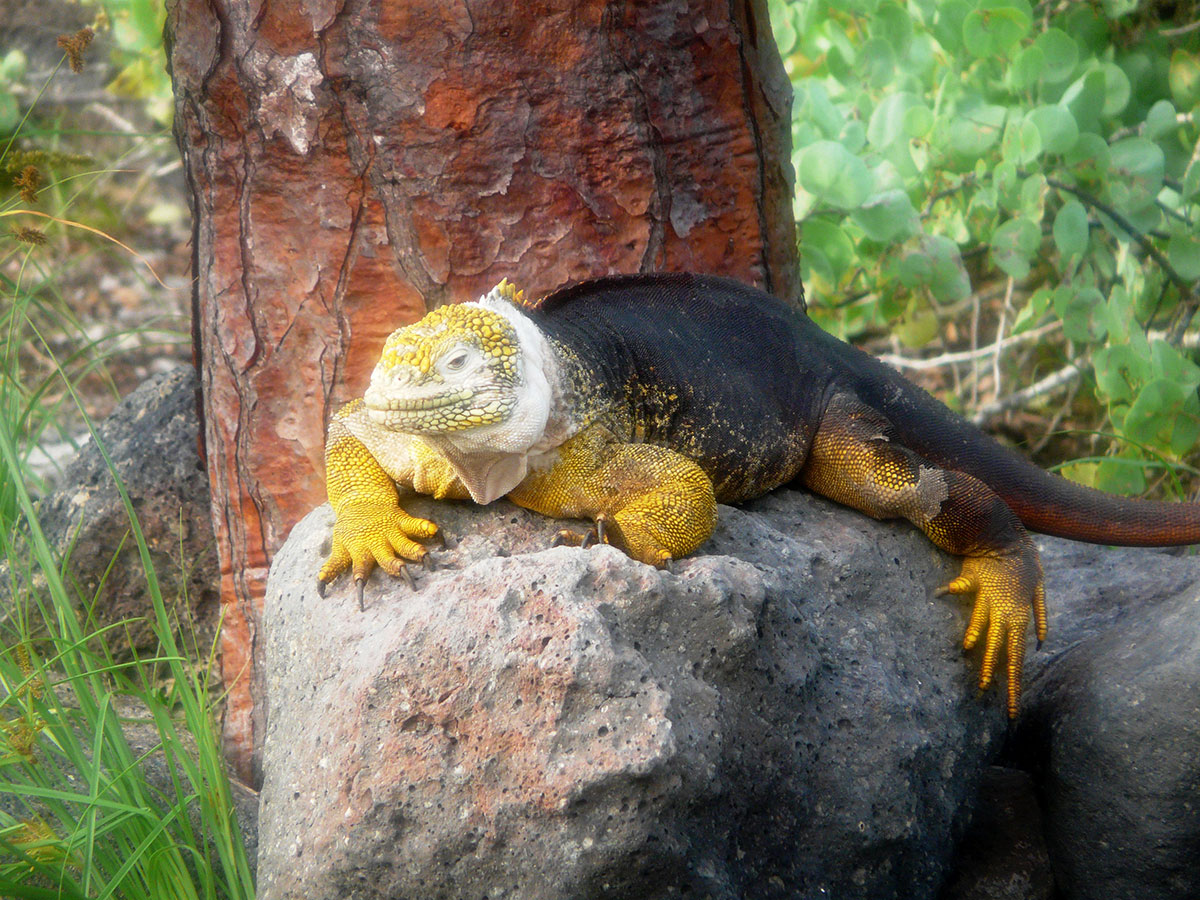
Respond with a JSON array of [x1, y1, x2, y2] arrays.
[[771, 0, 1200, 497], [1, 3, 251, 896]]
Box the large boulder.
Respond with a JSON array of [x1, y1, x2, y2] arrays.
[[1015, 540, 1200, 900], [258, 491, 1017, 900], [28, 367, 220, 655]]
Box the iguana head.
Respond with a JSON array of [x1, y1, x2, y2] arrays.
[[362, 279, 560, 449], [363, 302, 523, 434]]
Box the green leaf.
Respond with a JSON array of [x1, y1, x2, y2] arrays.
[[1035, 29, 1078, 84], [1094, 344, 1151, 403], [1169, 49, 1200, 109], [898, 251, 934, 288], [1167, 231, 1200, 281], [875, 2, 914, 54], [962, 3, 1031, 58], [904, 104, 933, 138], [1125, 379, 1191, 449], [802, 218, 857, 282], [1053, 198, 1089, 259], [894, 296, 941, 348], [1095, 456, 1147, 496], [1183, 158, 1200, 203], [933, 0, 972, 53], [1027, 105, 1078, 154], [1009, 44, 1045, 91], [1002, 118, 1043, 165], [920, 233, 972, 303], [1109, 137, 1165, 210], [1151, 339, 1200, 389], [1061, 69, 1107, 134], [0, 89, 18, 133], [868, 92, 922, 150], [1052, 285, 1106, 342], [1099, 62, 1132, 118], [1145, 100, 1178, 141], [1101, 0, 1140, 16], [851, 189, 920, 242], [769, 0, 800, 55], [861, 37, 897, 88], [1012, 287, 1052, 334], [949, 104, 1007, 157], [1019, 173, 1046, 220], [1063, 4, 1109, 55], [991, 217, 1042, 279], [797, 140, 873, 209], [0, 49, 27, 80], [1064, 132, 1111, 180], [796, 81, 846, 141]]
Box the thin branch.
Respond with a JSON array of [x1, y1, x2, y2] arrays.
[[971, 361, 1084, 425], [993, 277, 1015, 400], [878, 321, 1061, 371], [1044, 176, 1197, 312], [1110, 110, 1195, 142], [1162, 20, 1200, 37]]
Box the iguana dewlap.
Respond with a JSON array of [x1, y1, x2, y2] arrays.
[[318, 273, 1200, 717]]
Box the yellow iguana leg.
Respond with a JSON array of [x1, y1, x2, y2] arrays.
[[319, 401, 453, 604], [800, 393, 1046, 718], [508, 427, 717, 568]]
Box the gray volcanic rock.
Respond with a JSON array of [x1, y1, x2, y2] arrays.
[[258, 490, 1009, 900], [1015, 541, 1200, 900], [257, 488, 1200, 900], [19, 367, 219, 655]]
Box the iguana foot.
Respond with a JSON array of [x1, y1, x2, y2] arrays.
[[549, 513, 675, 569], [937, 542, 1046, 718], [317, 499, 440, 601], [551, 515, 611, 551]]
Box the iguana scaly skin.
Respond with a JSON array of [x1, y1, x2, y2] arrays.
[[318, 273, 1200, 717]]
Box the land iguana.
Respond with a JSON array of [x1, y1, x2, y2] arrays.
[[316, 272, 1200, 716]]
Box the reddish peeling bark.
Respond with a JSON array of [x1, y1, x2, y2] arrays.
[[167, 0, 800, 782]]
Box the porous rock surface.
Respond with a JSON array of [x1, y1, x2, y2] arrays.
[[259, 489, 1200, 900], [259, 491, 1008, 900], [1016, 540, 1200, 900]]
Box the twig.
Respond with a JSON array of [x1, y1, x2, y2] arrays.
[[1110, 110, 1195, 142], [993, 277, 1015, 400], [1162, 20, 1200, 37], [923, 174, 975, 218], [878, 321, 1061, 371], [969, 288, 981, 408], [1044, 176, 1197, 318], [971, 361, 1084, 425]]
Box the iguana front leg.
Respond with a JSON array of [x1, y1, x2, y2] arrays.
[[508, 426, 718, 567], [318, 401, 463, 604], [801, 393, 1047, 717]]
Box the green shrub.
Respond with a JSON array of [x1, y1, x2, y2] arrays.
[[771, 0, 1200, 496], [0, 19, 254, 899]]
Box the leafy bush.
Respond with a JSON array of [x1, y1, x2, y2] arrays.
[[771, 0, 1200, 496], [0, 19, 253, 900]]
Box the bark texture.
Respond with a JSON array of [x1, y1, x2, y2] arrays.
[[166, 0, 800, 780]]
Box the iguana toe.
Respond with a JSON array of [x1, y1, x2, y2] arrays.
[[939, 546, 1041, 718]]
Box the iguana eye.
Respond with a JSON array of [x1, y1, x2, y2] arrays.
[[444, 351, 469, 371]]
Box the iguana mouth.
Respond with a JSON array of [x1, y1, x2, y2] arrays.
[[369, 388, 473, 412]]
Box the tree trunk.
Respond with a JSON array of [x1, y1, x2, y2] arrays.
[[167, 0, 800, 783]]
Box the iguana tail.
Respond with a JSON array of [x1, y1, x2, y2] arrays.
[[824, 328, 1200, 548], [951, 449, 1200, 547]]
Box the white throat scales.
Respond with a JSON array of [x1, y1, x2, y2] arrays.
[[422, 288, 571, 504]]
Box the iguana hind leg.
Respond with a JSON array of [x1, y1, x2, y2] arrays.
[[800, 393, 1046, 717], [508, 426, 717, 567]]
